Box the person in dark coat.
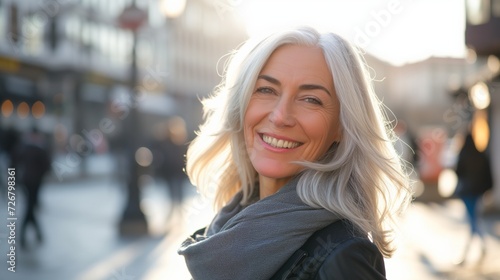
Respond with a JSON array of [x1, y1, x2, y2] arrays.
[[1, 127, 20, 160], [12, 128, 52, 249], [1, 128, 20, 200], [454, 132, 493, 265], [150, 117, 188, 226]]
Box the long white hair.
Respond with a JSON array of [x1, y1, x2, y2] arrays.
[[186, 26, 413, 257]]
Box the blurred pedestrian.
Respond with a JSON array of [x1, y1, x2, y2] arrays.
[[178, 26, 412, 279], [453, 131, 493, 265], [0, 127, 21, 164], [0, 127, 21, 197], [151, 117, 188, 225], [12, 127, 52, 249]]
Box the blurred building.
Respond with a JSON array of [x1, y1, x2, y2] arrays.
[[0, 0, 247, 178], [366, 55, 487, 190], [463, 0, 500, 208]]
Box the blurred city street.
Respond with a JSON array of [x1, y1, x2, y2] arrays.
[[1, 1, 500, 279], [1, 171, 499, 280]]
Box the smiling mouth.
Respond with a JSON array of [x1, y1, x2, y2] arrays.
[[261, 134, 302, 149]]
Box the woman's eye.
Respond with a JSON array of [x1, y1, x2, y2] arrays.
[[304, 97, 322, 105], [255, 87, 275, 94]]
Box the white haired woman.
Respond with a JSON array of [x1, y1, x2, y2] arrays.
[[178, 26, 413, 279]]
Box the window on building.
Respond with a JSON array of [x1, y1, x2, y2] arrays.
[[65, 15, 81, 47], [8, 4, 19, 45], [109, 28, 120, 65], [137, 37, 153, 68], [22, 12, 45, 55], [81, 20, 91, 47], [102, 25, 113, 64], [116, 30, 132, 66], [47, 16, 58, 52], [466, 0, 490, 25], [93, 23, 105, 60], [0, 3, 6, 45]]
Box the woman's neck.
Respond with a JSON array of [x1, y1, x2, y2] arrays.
[[258, 175, 292, 199]]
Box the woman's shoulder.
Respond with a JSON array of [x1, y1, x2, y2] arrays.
[[316, 234, 386, 279], [271, 220, 386, 280]]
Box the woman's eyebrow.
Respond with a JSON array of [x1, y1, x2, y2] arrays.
[[299, 84, 331, 96], [257, 74, 331, 96], [257, 75, 281, 86]]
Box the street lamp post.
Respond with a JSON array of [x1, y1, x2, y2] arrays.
[[117, 0, 186, 236], [117, 2, 149, 236]]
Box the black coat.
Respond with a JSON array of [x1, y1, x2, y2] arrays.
[[271, 220, 386, 280], [13, 142, 51, 187], [454, 134, 493, 197]]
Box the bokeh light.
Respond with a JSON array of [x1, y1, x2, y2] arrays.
[[472, 109, 490, 152], [17, 102, 30, 119], [487, 55, 500, 73], [1, 100, 14, 117], [469, 82, 490, 110], [135, 147, 153, 167], [160, 0, 186, 18], [32, 101, 46, 119], [438, 169, 458, 197]]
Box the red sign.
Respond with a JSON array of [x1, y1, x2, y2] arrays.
[[118, 5, 148, 31]]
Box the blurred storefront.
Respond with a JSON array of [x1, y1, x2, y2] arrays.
[[0, 0, 247, 179], [0, 56, 52, 129]]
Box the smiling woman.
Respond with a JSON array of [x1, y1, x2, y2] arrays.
[[178, 26, 413, 280]]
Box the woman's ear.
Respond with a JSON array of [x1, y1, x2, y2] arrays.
[[328, 141, 340, 150], [333, 127, 342, 143]]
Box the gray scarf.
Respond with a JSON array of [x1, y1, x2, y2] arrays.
[[178, 178, 339, 280]]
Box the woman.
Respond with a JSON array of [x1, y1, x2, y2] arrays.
[[454, 131, 493, 265], [178, 26, 412, 279]]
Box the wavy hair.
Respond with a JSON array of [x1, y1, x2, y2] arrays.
[[186, 26, 413, 258]]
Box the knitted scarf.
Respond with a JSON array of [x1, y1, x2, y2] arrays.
[[178, 178, 339, 279]]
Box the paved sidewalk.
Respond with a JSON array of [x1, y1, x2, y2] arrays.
[[386, 199, 500, 280], [0, 176, 128, 280], [0, 175, 208, 280], [1, 175, 499, 279]]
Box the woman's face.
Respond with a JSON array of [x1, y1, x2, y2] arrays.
[[244, 44, 341, 182]]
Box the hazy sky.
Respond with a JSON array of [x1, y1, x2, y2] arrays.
[[236, 0, 466, 66]]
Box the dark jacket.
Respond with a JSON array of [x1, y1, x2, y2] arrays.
[[271, 220, 386, 280], [454, 133, 493, 197], [13, 142, 51, 186]]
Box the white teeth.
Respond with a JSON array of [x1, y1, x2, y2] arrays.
[[262, 135, 300, 149]]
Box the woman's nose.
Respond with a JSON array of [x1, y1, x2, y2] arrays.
[[268, 98, 295, 127]]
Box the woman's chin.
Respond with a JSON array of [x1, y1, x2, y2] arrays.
[[255, 167, 299, 181]]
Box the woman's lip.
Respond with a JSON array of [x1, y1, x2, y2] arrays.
[[258, 133, 304, 150]]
